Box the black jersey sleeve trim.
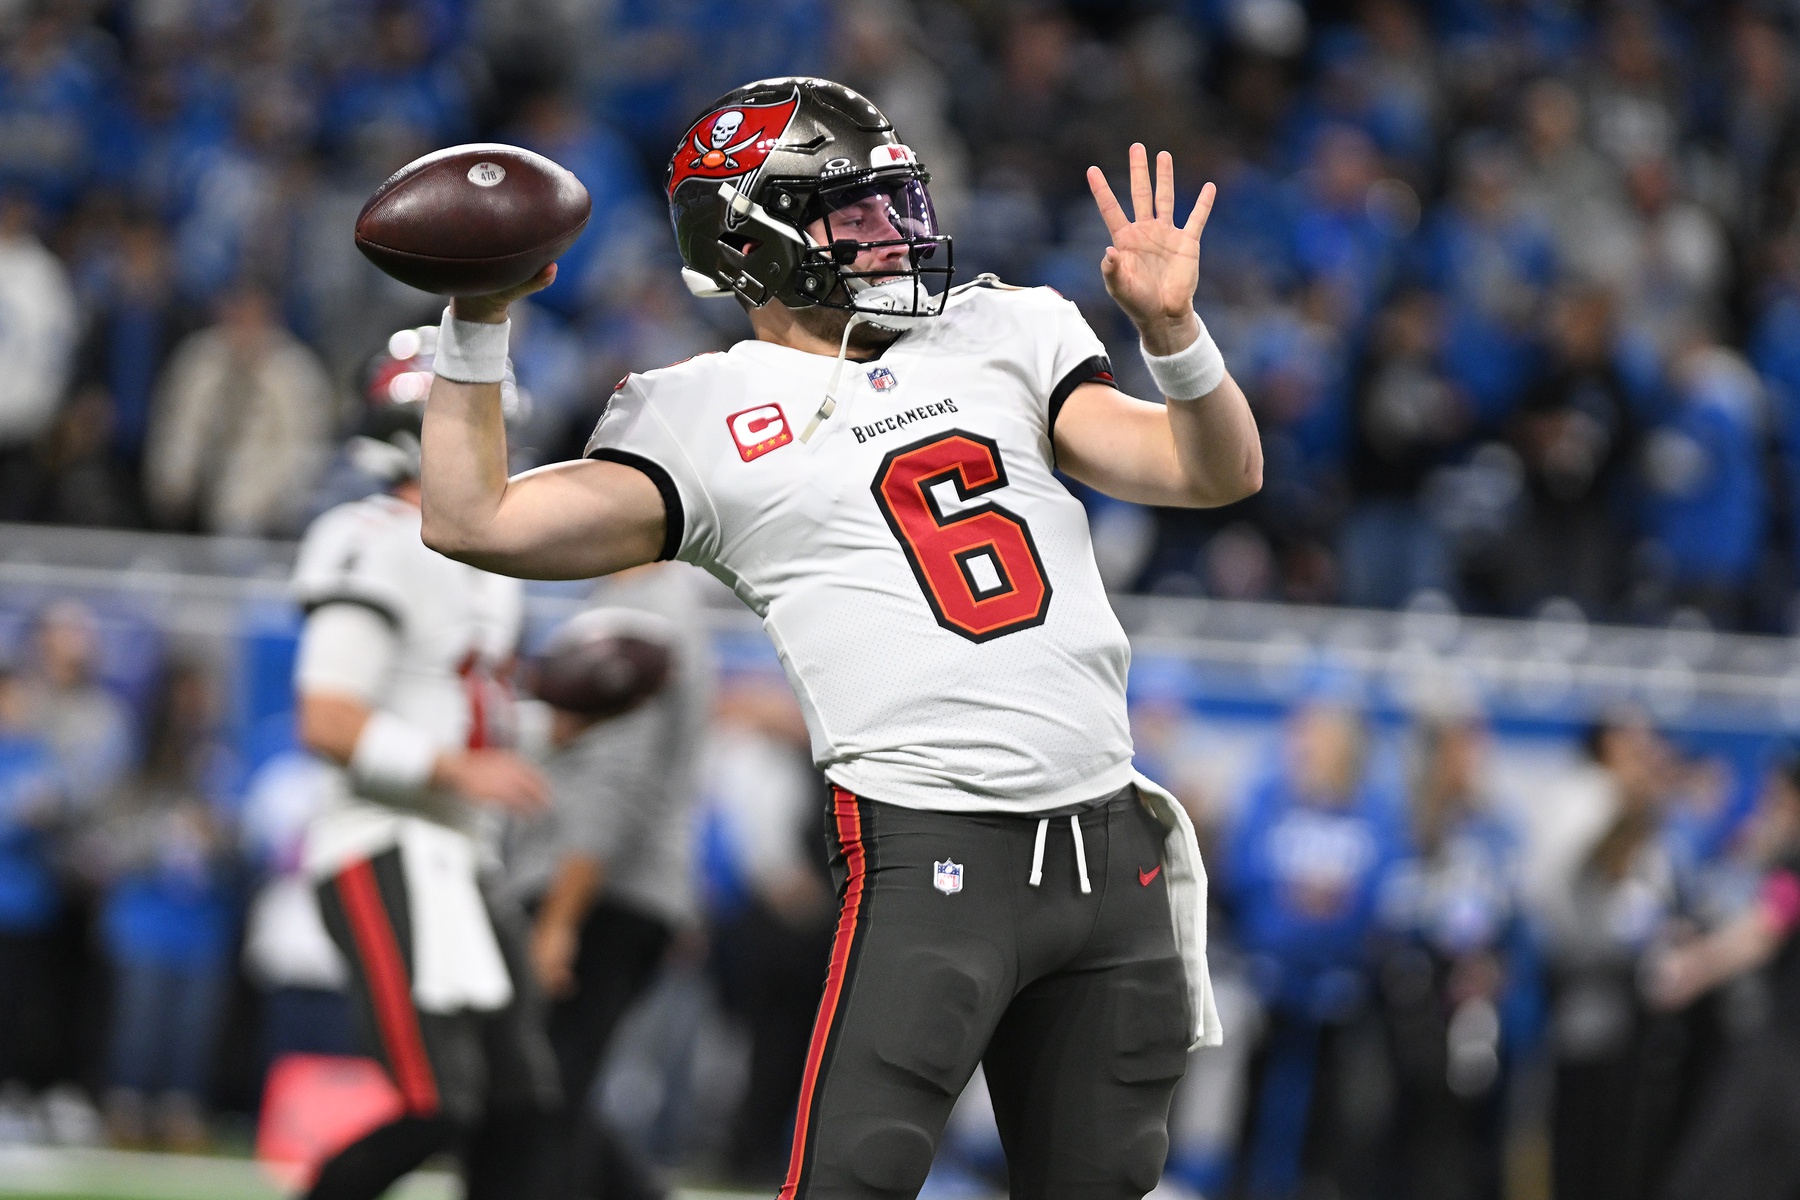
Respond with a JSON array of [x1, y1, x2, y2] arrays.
[[1047, 355, 1117, 434], [586, 448, 685, 562], [301, 595, 402, 630]]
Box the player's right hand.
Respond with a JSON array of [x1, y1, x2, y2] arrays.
[[432, 748, 551, 812], [450, 262, 557, 325]]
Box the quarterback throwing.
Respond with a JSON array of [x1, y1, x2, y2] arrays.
[[421, 77, 1257, 1200]]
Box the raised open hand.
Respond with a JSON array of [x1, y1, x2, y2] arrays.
[[1087, 145, 1216, 355]]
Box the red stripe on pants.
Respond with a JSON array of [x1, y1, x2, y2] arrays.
[[336, 859, 440, 1115], [779, 787, 867, 1199]]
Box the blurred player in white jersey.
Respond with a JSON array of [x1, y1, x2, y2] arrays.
[[290, 382, 560, 1200], [419, 77, 1258, 1199]]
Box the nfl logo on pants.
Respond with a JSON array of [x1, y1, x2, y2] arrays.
[[933, 859, 963, 894]]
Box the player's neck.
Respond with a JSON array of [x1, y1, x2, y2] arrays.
[[746, 302, 898, 362]]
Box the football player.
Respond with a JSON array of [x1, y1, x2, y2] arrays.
[[419, 77, 1253, 1198], [291, 391, 561, 1200]]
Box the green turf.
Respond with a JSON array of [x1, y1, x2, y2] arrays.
[[0, 1148, 780, 1200]]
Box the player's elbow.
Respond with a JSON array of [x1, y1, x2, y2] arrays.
[[1183, 457, 1262, 507], [1233, 457, 1264, 500], [420, 511, 481, 561], [1215, 443, 1264, 504]]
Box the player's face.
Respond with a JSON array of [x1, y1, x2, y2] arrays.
[[811, 196, 908, 276], [807, 178, 943, 282]]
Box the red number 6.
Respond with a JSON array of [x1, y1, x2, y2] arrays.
[[871, 430, 1052, 642]]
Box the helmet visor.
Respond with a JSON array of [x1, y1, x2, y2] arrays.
[[818, 177, 943, 246], [813, 176, 952, 317]]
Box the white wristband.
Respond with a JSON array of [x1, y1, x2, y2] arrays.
[[349, 710, 439, 798], [433, 307, 511, 384], [1141, 316, 1226, 402]]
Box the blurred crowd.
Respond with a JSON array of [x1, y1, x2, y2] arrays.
[[1135, 691, 1796, 1200], [5, 0, 1800, 630], [6, 582, 1800, 1200]]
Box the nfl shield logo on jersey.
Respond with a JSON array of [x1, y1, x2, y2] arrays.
[[933, 859, 963, 895], [867, 366, 897, 392]]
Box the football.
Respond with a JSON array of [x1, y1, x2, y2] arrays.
[[354, 143, 591, 295], [528, 619, 673, 720]]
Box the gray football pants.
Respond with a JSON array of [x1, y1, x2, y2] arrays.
[[779, 784, 1192, 1199]]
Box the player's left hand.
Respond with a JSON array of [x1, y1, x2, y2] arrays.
[[1086, 145, 1216, 356]]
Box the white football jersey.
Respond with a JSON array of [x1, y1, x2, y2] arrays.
[[585, 281, 1135, 814], [291, 492, 524, 839]]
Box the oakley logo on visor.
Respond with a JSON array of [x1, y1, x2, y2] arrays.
[[727, 404, 793, 462]]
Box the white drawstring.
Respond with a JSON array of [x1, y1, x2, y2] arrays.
[[1070, 814, 1091, 895], [1026, 814, 1091, 894], [799, 313, 870, 442]]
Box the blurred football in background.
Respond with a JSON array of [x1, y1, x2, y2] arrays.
[[354, 143, 590, 295], [528, 609, 675, 719]]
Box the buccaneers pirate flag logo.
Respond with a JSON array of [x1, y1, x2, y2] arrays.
[[667, 93, 802, 198]]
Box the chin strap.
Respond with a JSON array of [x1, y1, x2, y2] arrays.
[[799, 313, 871, 443]]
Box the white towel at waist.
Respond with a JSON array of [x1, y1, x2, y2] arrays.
[[1133, 771, 1224, 1049], [304, 805, 514, 1014]]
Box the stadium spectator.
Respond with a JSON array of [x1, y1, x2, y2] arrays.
[[1218, 278, 1351, 604], [143, 283, 335, 536], [0, 664, 69, 1116], [91, 659, 241, 1151], [1650, 753, 1800, 1200], [0, 11, 108, 216], [1585, 9, 1684, 173], [21, 601, 131, 808], [1377, 712, 1539, 1200], [1415, 140, 1555, 427], [1290, 125, 1406, 325], [1614, 154, 1732, 356], [1512, 81, 1629, 287], [70, 219, 196, 507], [37, 383, 142, 529], [0, 194, 76, 521], [1494, 284, 1640, 618], [1223, 700, 1406, 1199], [1542, 714, 1685, 1200], [959, 8, 1092, 204], [1340, 288, 1468, 608], [1640, 342, 1767, 627]]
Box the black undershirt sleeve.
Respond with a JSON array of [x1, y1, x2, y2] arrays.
[[301, 595, 402, 630], [1047, 355, 1117, 436], [584, 448, 686, 563]]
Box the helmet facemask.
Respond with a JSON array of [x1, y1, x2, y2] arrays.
[[794, 174, 953, 330]]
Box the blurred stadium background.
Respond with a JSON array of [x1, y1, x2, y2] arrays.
[[3, 0, 1800, 1198]]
